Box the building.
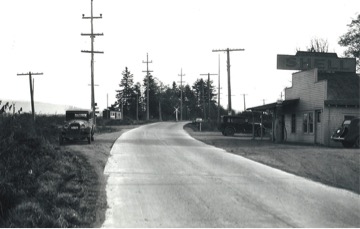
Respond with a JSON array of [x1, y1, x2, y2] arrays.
[[102, 109, 122, 120], [248, 51, 359, 146]]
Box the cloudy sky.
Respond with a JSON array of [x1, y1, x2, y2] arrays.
[[0, 0, 358, 113]]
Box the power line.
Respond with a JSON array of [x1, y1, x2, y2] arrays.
[[212, 48, 245, 115], [17, 72, 43, 122], [81, 0, 103, 124], [142, 53, 153, 121], [200, 73, 217, 120]]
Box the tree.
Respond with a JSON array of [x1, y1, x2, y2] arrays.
[[115, 67, 134, 117], [339, 14, 360, 72], [306, 38, 329, 52], [142, 73, 159, 119]]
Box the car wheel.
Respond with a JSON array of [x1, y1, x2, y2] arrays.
[[355, 136, 360, 148], [342, 141, 353, 148], [225, 127, 235, 136]]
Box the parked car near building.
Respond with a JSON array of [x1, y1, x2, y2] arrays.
[[59, 109, 95, 145], [218, 115, 266, 137], [331, 117, 359, 148]]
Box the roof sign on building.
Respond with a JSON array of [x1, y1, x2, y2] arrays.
[[277, 51, 356, 72]]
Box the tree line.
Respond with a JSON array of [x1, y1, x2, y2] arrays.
[[109, 67, 227, 121]]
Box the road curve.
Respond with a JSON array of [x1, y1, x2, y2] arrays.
[[102, 122, 360, 227]]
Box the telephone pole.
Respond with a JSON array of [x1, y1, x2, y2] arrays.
[[142, 53, 153, 121], [240, 93, 248, 111], [212, 48, 245, 115], [81, 0, 103, 124], [217, 54, 221, 123], [200, 73, 217, 120], [178, 68, 185, 121], [17, 71, 43, 122]]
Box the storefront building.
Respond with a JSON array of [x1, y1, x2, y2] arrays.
[[248, 51, 359, 146]]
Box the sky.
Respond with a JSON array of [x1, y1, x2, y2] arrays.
[[0, 0, 358, 113]]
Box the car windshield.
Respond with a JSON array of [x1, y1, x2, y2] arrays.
[[66, 112, 89, 121], [343, 120, 351, 125]]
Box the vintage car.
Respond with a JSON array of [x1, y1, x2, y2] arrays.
[[218, 115, 266, 137], [331, 118, 359, 148], [59, 109, 95, 145]]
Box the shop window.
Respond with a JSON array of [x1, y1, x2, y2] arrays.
[[291, 114, 296, 133], [309, 112, 314, 133], [303, 112, 314, 134], [303, 113, 308, 133]]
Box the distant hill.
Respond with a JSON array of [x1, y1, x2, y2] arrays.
[[0, 100, 83, 115]]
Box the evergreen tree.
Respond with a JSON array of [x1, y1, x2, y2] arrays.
[[115, 67, 134, 117]]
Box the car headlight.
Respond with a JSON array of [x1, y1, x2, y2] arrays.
[[80, 124, 86, 129]]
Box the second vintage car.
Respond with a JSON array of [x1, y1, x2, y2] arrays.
[[218, 115, 266, 137], [331, 117, 359, 148], [59, 109, 95, 145]]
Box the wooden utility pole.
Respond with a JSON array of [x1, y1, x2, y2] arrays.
[[17, 72, 43, 122], [212, 48, 244, 115], [178, 68, 185, 121], [240, 93, 248, 111], [200, 73, 217, 120], [142, 53, 153, 121], [217, 54, 221, 123], [81, 0, 103, 124]]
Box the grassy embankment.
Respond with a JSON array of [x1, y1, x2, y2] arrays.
[[0, 114, 134, 227]]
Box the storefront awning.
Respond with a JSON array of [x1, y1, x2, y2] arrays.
[[247, 99, 299, 112]]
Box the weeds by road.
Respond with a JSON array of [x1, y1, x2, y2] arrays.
[[185, 123, 360, 194], [0, 114, 135, 227]]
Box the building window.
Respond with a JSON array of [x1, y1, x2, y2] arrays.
[[303, 112, 314, 134], [316, 111, 321, 123], [309, 112, 314, 133], [291, 114, 296, 133], [303, 113, 308, 133]]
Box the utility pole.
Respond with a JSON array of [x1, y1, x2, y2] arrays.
[[217, 54, 221, 123], [200, 73, 217, 120], [178, 68, 185, 121], [212, 48, 245, 115], [17, 71, 43, 122], [81, 0, 103, 125], [142, 53, 153, 121], [240, 93, 248, 111]]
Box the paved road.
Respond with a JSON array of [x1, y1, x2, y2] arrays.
[[102, 122, 360, 227]]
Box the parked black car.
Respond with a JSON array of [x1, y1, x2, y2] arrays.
[[218, 115, 266, 136], [59, 109, 95, 145], [331, 118, 359, 148]]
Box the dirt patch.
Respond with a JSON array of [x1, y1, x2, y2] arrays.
[[184, 124, 360, 194], [62, 125, 136, 227]]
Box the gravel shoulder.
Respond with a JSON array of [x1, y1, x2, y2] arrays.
[[62, 125, 137, 227], [184, 124, 360, 194]]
